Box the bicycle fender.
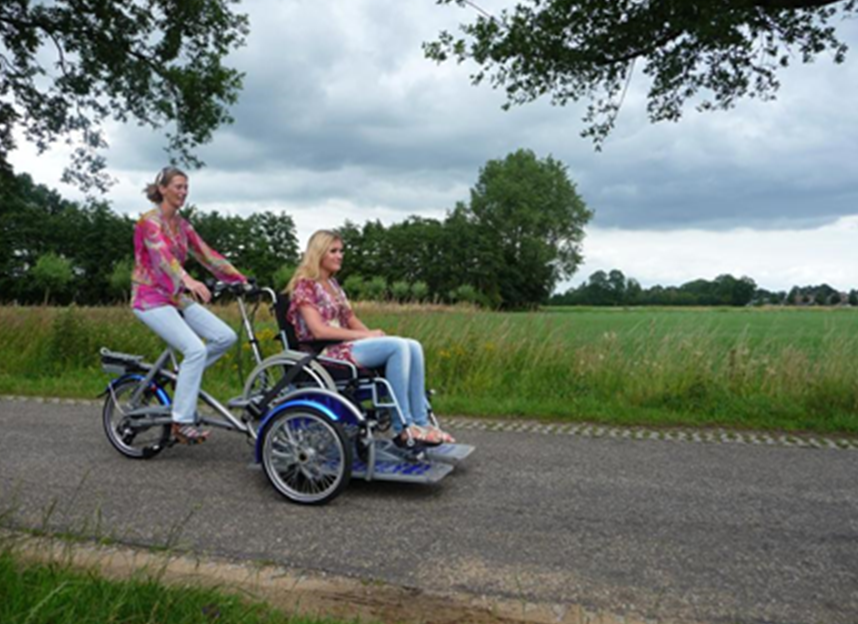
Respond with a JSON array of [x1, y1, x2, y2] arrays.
[[254, 390, 363, 463]]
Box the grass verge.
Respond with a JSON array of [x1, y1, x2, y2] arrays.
[[0, 537, 353, 624], [2, 303, 858, 434]]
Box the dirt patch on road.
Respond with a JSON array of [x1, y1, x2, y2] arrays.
[[4, 531, 683, 624]]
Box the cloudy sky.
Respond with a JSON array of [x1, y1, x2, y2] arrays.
[[10, 1, 858, 293]]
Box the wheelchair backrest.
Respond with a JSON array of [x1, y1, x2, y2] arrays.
[[273, 292, 300, 350]]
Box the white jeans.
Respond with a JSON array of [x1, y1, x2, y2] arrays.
[[133, 304, 237, 424]]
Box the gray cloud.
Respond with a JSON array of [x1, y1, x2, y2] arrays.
[[13, 0, 858, 236]]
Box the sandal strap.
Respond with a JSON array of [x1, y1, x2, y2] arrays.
[[173, 423, 210, 443], [408, 425, 444, 445], [424, 424, 455, 444]]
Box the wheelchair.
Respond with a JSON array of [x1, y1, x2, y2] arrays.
[[239, 288, 475, 502]]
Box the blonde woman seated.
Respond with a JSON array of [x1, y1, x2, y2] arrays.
[[285, 230, 454, 447]]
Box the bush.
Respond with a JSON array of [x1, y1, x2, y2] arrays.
[[450, 284, 478, 305], [362, 276, 388, 301], [108, 258, 133, 303], [391, 280, 411, 302], [342, 274, 365, 301], [31, 253, 73, 305], [411, 281, 429, 302], [272, 264, 296, 292]]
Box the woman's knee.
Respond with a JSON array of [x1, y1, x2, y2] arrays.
[[405, 338, 424, 363], [182, 339, 208, 363], [380, 338, 411, 373], [373, 336, 410, 355], [385, 337, 410, 363], [215, 327, 238, 350]]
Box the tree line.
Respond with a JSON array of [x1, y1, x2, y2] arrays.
[[1, 149, 592, 309], [551, 270, 857, 307], [335, 149, 590, 308], [6, 162, 854, 310], [0, 171, 299, 305]]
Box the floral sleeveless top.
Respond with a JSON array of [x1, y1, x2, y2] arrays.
[[287, 277, 356, 363]]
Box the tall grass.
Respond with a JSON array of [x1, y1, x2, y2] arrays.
[[2, 304, 857, 433]]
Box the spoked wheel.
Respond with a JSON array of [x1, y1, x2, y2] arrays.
[[103, 378, 171, 459], [261, 406, 351, 505]]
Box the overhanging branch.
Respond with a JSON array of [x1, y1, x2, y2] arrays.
[[593, 27, 684, 65]]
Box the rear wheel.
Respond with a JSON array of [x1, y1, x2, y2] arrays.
[[103, 378, 171, 459], [261, 406, 351, 505]]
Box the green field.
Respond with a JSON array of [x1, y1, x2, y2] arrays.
[[2, 303, 857, 434]]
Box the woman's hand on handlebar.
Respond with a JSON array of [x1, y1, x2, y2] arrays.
[[204, 278, 260, 300], [183, 275, 212, 304]]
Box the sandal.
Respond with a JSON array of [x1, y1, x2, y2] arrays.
[[405, 425, 444, 447], [423, 424, 455, 445], [172, 423, 210, 445]]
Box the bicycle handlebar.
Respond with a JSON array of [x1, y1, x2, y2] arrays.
[[207, 278, 259, 299], [206, 279, 280, 308]]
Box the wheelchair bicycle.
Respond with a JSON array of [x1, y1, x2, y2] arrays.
[[99, 282, 474, 505]]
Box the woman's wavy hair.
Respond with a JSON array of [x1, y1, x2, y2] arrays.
[[286, 229, 342, 294], [144, 166, 188, 204]]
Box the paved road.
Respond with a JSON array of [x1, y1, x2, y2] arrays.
[[1, 398, 857, 624]]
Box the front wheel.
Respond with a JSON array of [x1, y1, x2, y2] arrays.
[[261, 406, 352, 505], [103, 377, 171, 459]]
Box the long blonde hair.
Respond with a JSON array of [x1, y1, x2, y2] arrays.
[[286, 229, 342, 293]]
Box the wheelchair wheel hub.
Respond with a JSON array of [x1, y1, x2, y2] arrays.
[[297, 447, 316, 464]]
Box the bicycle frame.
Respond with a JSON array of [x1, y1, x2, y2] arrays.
[[104, 285, 282, 442]]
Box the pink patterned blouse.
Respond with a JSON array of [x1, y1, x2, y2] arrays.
[[131, 208, 245, 311], [287, 277, 356, 363]]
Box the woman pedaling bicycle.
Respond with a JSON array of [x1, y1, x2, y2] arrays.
[[285, 229, 455, 448], [131, 166, 248, 445]]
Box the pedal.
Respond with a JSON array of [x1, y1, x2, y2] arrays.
[[169, 434, 208, 446]]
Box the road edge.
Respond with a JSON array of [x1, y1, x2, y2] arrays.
[[1, 528, 688, 624]]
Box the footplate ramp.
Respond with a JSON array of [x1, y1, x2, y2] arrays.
[[352, 459, 453, 483], [425, 443, 475, 464]]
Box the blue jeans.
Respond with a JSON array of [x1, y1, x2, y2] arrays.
[[133, 304, 237, 424], [350, 337, 428, 433]]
